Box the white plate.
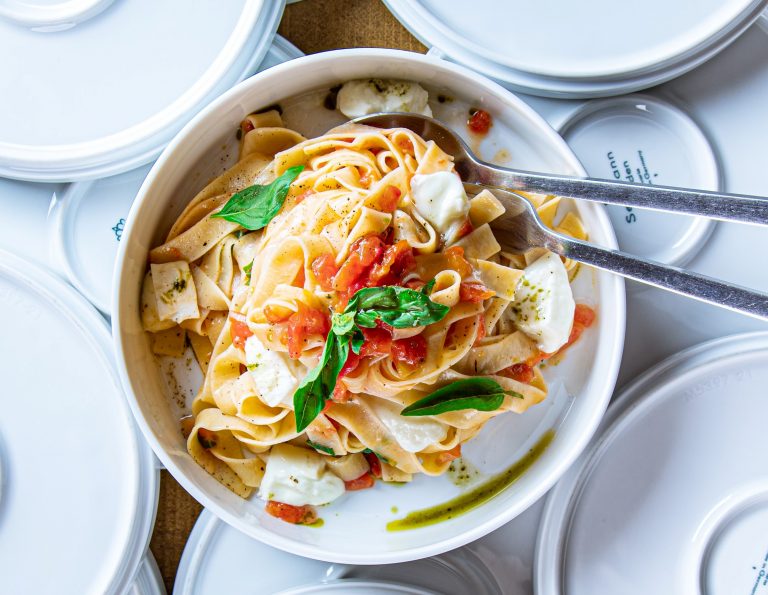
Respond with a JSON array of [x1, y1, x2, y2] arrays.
[[386, 0, 763, 78], [113, 48, 624, 564], [0, 250, 158, 594], [536, 332, 768, 594], [173, 509, 517, 594], [557, 94, 718, 266], [128, 552, 166, 595], [0, 0, 284, 182], [385, 0, 768, 97]]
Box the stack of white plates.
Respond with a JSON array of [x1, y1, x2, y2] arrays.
[[0, 3, 293, 593], [0, 0, 284, 181], [383, 0, 768, 97], [0, 251, 161, 594]]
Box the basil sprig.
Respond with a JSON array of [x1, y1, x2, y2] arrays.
[[345, 283, 448, 329], [306, 440, 335, 456], [293, 283, 449, 432], [211, 166, 304, 230], [400, 378, 522, 417]]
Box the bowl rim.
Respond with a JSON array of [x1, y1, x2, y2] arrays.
[[112, 47, 626, 564]]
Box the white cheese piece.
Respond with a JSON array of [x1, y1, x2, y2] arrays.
[[411, 171, 470, 234], [150, 261, 199, 324], [259, 443, 345, 506], [244, 335, 301, 408], [337, 79, 432, 119], [374, 401, 447, 453], [512, 252, 575, 353]]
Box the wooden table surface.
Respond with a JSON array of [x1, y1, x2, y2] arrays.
[[148, 1, 425, 591]]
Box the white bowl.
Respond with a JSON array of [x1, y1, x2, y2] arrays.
[[113, 49, 625, 564]]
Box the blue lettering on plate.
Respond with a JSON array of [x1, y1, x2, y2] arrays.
[[112, 218, 125, 242]]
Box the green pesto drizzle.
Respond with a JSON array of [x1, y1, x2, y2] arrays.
[[386, 430, 554, 531], [306, 518, 325, 528]]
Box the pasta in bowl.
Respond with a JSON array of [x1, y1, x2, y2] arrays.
[[142, 115, 595, 526], [114, 49, 624, 563]]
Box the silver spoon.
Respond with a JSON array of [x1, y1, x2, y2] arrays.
[[354, 113, 768, 225], [465, 183, 768, 321]]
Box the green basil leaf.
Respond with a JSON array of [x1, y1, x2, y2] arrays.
[[400, 378, 521, 417], [362, 448, 391, 465], [350, 328, 365, 355], [306, 440, 335, 456], [243, 260, 253, 285], [420, 278, 436, 296], [293, 332, 349, 432], [345, 286, 449, 329], [331, 311, 356, 335], [211, 165, 304, 230]]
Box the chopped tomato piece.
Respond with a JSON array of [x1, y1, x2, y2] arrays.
[[240, 119, 255, 134], [377, 185, 402, 212], [359, 326, 393, 357], [444, 246, 473, 278], [286, 302, 330, 359], [368, 240, 415, 285], [264, 304, 292, 323], [474, 314, 486, 344], [331, 382, 351, 403], [364, 452, 382, 479], [333, 235, 386, 292], [239, 363, 247, 375], [455, 218, 474, 239], [293, 267, 306, 288], [197, 428, 218, 449], [339, 351, 361, 378], [459, 282, 495, 303], [574, 303, 596, 328], [499, 362, 535, 384], [391, 334, 428, 366], [525, 304, 597, 367], [436, 444, 462, 465], [560, 304, 596, 352], [265, 501, 317, 525], [344, 472, 376, 491], [229, 316, 253, 350], [468, 109, 492, 135], [311, 254, 339, 292]]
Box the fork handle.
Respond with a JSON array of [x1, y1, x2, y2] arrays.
[[549, 235, 768, 321], [474, 163, 768, 225]]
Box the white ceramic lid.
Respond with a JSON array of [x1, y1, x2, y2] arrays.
[[385, 0, 765, 78], [173, 510, 504, 595], [51, 35, 303, 314], [391, 1, 768, 98], [0, 0, 284, 182], [275, 581, 438, 595], [536, 332, 768, 594], [558, 94, 718, 266], [128, 552, 166, 595], [0, 250, 158, 594]]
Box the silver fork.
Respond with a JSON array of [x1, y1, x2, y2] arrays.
[[470, 183, 768, 321], [354, 113, 768, 225]]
